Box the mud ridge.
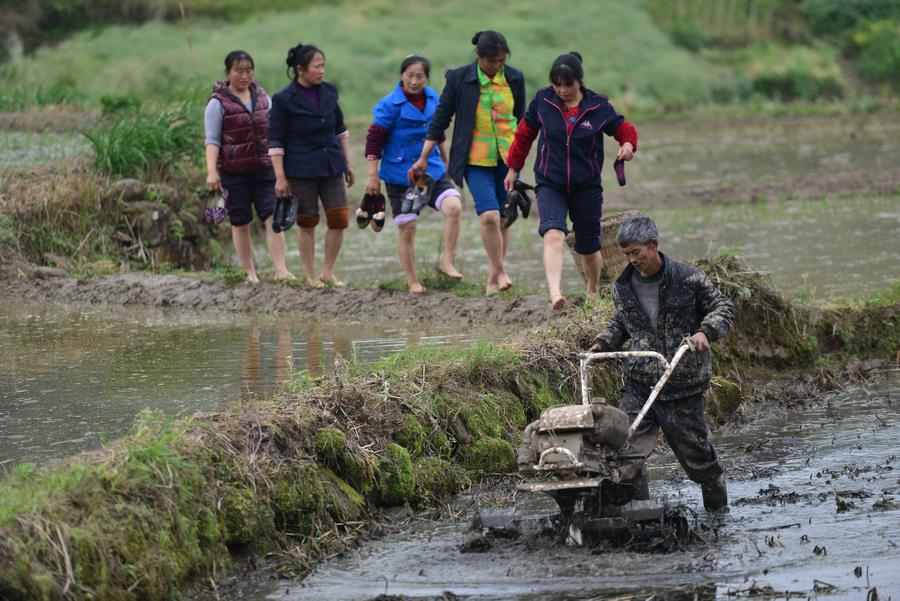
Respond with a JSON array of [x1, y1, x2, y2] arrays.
[[605, 169, 900, 208], [0, 272, 565, 327]]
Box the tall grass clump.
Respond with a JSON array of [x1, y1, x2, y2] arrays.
[[799, 0, 900, 90], [0, 162, 118, 265], [734, 42, 845, 100], [84, 100, 201, 178], [0, 67, 82, 111], [644, 0, 784, 48], [800, 0, 900, 36], [851, 20, 900, 91]]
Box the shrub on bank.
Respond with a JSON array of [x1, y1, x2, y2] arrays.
[[736, 43, 845, 101], [853, 20, 900, 91], [801, 0, 900, 36]]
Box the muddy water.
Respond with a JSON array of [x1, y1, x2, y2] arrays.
[[0, 131, 89, 169], [255, 378, 899, 600], [0, 300, 494, 466]]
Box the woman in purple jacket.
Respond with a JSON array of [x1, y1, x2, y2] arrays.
[[504, 52, 638, 309], [204, 50, 293, 284], [268, 42, 355, 288]]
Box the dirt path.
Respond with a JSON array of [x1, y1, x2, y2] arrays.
[[0, 272, 567, 327]]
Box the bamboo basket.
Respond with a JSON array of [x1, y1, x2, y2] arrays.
[[566, 209, 639, 282]]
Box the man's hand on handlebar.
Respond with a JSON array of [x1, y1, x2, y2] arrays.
[[587, 340, 612, 353], [688, 331, 710, 352]]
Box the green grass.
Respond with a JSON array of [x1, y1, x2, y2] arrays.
[[84, 100, 202, 178], [0, 0, 713, 118]]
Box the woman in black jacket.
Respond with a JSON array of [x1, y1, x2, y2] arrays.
[[409, 31, 526, 295], [269, 42, 355, 288]]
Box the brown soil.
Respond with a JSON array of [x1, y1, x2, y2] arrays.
[[605, 168, 900, 209], [0, 105, 98, 132], [0, 272, 569, 328]]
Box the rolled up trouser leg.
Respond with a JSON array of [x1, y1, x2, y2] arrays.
[[325, 206, 349, 230]]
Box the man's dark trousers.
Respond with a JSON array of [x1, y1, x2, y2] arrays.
[[619, 386, 723, 497]]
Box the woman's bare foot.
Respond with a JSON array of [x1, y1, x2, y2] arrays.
[[307, 277, 325, 289], [497, 272, 513, 291], [486, 270, 499, 295], [438, 264, 463, 280], [409, 282, 426, 294], [246, 273, 260, 285], [320, 274, 345, 288], [274, 270, 296, 282], [551, 295, 567, 310]]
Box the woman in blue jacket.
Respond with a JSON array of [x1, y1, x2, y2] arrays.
[[268, 42, 355, 288], [504, 52, 638, 309], [409, 31, 526, 296], [364, 55, 463, 293]]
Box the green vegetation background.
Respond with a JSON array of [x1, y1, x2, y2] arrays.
[[2, 0, 898, 119]]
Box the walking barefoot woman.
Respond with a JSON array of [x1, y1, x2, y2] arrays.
[[204, 50, 293, 284], [365, 55, 463, 293], [268, 42, 355, 288], [504, 52, 637, 309], [409, 31, 526, 295]]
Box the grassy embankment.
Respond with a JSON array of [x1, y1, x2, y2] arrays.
[[0, 251, 897, 599]]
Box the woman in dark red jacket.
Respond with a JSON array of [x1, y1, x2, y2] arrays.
[[204, 50, 293, 284], [504, 52, 637, 309]]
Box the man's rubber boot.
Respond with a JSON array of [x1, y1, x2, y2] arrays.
[[701, 474, 728, 512]]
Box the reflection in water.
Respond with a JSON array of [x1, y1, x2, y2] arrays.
[[0, 302, 494, 466]]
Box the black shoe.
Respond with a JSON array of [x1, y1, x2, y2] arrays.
[[272, 195, 297, 233], [701, 474, 728, 512], [501, 194, 519, 229], [512, 180, 534, 218], [613, 159, 626, 187]]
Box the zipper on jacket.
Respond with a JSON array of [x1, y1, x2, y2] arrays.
[[543, 98, 603, 193]]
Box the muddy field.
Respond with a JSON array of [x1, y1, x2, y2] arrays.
[[0, 272, 566, 327], [242, 378, 900, 601]]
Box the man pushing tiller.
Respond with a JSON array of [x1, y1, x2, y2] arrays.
[[589, 215, 735, 512]]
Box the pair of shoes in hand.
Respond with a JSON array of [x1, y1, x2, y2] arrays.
[[356, 192, 386, 230], [501, 180, 534, 230]]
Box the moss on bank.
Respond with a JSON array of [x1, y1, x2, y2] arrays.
[[0, 254, 896, 600]]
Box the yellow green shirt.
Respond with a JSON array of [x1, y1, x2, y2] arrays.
[[468, 65, 517, 167]]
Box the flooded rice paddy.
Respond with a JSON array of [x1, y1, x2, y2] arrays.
[[253, 378, 900, 601], [274, 194, 899, 300], [0, 130, 89, 169], [250, 113, 900, 300], [0, 300, 494, 466]]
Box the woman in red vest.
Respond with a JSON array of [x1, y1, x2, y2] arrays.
[[204, 50, 293, 284]]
